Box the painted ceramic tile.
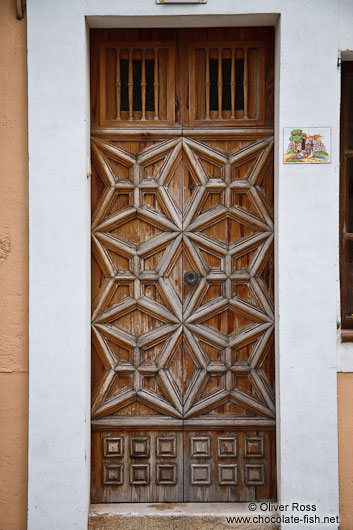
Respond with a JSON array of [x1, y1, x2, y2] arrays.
[[283, 127, 331, 164]]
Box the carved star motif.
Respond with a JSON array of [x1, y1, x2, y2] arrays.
[[91, 135, 275, 420]]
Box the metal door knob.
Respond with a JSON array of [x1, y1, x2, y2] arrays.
[[184, 270, 199, 285]]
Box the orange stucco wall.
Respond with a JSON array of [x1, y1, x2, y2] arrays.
[[338, 373, 353, 530], [0, 0, 28, 529]]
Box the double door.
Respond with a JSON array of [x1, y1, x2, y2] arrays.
[[90, 27, 275, 502]]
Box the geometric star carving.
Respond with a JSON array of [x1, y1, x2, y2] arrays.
[[91, 134, 275, 422]]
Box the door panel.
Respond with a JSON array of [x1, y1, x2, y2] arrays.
[[99, 41, 176, 126], [91, 27, 275, 503], [92, 430, 184, 502], [188, 41, 265, 125], [184, 430, 276, 502]]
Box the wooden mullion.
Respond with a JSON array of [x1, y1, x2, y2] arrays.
[[243, 46, 249, 119], [217, 47, 223, 119], [230, 47, 236, 119], [342, 238, 352, 328], [115, 48, 121, 120], [141, 48, 146, 120], [128, 48, 133, 121], [153, 47, 159, 121], [205, 48, 210, 120], [340, 62, 353, 329], [340, 65, 346, 326]]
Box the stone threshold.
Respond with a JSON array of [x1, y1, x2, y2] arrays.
[[89, 503, 279, 529]]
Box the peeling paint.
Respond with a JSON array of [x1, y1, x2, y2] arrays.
[[0, 237, 11, 263]]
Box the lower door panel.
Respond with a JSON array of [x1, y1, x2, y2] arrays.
[[91, 429, 275, 502]]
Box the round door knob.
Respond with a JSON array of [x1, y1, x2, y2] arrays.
[[184, 270, 199, 285]]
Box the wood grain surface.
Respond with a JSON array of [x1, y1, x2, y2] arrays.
[[91, 27, 275, 503]]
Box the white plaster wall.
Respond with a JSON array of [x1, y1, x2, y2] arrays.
[[27, 2, 90, 529], [276, 4, 340, 527], [339, 0, 353, 58], [27, 1, 346, 529]]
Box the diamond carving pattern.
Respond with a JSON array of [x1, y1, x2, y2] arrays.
[[91, 135, 274, 422]]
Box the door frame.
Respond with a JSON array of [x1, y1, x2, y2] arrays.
[[27, 2, 340, 529]]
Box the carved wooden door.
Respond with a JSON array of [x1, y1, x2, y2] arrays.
[[91, 28, 275, 503]]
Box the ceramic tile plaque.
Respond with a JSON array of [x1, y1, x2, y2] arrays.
[[283, 127, 331, 163]]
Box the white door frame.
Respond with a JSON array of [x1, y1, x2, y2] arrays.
[[27, 2, 340, 529]]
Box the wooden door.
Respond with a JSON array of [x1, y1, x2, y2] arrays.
[[91, 28, 275, 503]]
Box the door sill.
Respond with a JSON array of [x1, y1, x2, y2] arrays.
[[89, 503, 279, 529]]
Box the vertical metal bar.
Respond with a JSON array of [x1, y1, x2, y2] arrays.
[[115, 48, 121, 120], [141, 48, 146, 120], [217, 47, 223, 119], [128, 48, 133, 121], [230, 47, 235, 119], [153, 48, 159, 121], [243, 47, 248, 119], [205, 48, 210, 120]]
